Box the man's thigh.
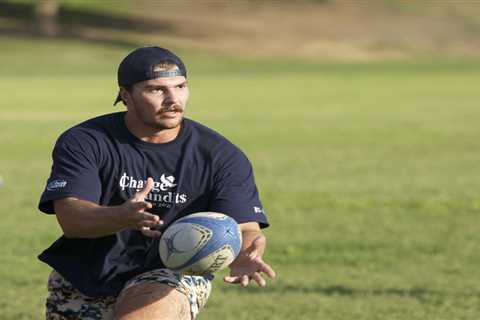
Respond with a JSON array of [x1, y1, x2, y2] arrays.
[[115, 269, 212, 320], [46, 270, 115, 320], [114, 282, 190, 320]]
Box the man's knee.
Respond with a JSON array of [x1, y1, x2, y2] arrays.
[[114, 283, 191, 320]]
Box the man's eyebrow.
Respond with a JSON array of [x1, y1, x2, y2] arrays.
[[144, 84, 165, 89], [144, 82, 187, 90]]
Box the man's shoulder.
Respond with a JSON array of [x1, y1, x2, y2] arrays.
[[186, 118, 238, 151], [185, 118, 248, 163], [57, 112, 124, 146], [62, 112, 123, 136], [75, 112, 123, 131]]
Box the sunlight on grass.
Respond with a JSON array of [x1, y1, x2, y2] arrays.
[[1, 36, 480, 319]]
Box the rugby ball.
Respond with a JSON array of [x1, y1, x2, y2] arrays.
[[159, 212, 242, 275]]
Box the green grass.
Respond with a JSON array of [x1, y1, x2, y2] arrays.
[[1, 36, 480, 319], [2, 0, 133, 15]]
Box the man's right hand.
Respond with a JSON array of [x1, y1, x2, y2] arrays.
[[119, 177, 163, 237]]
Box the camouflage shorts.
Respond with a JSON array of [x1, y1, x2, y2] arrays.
[[46, 269, 212, 320]]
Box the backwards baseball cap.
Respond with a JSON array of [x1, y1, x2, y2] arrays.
[[114, 46, 187, 105]]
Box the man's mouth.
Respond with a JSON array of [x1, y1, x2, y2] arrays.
[[159, 106, 183, 118]]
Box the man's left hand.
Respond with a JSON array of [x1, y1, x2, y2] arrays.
[[223, 235, 276, 287]]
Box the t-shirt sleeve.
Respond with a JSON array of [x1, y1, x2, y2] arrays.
[[38, 129, 102, 214], [209, 146, 269, 228]]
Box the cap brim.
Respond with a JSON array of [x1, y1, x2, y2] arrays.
[[113, 92, 122, 106]]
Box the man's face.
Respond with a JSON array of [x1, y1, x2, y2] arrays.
[[123, 76, 189, 130]]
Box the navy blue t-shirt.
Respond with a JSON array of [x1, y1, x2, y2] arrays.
[[38, 112, 268, 298]]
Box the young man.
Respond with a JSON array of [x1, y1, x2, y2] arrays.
[[38, 46, 276, 320]]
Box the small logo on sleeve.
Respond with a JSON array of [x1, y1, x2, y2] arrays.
[[254, 206, 265, 214], [46, 179, 67, 191]]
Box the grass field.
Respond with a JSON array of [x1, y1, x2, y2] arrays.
[[1, 35, 480, 319]]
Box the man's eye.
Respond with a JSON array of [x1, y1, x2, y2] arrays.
[[151, 88, 163, 94], [178, 84, 186, 89]]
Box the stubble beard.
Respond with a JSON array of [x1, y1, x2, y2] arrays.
[[149, 115, 183, 130], [131, 98, 185, 131]]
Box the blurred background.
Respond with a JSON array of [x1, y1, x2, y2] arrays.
[[1, 1, 480, 319], [3, 0, 480, 60]]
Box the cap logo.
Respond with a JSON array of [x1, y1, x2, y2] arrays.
[[152, 69, 184, 78]]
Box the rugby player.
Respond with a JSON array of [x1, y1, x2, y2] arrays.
[[38, 46, 276, 320]]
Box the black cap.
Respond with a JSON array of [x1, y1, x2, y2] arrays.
[[114, 46, 187, 105]]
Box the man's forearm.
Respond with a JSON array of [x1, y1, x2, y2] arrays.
[[233, 222, 265, 263], [54, 198, 126, 238], [240, 230, 264, 256]]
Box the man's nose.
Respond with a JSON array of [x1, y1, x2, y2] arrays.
[[163, 88, 179, 105]]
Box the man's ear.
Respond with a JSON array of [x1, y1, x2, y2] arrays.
[[120, 87, 131, 105]]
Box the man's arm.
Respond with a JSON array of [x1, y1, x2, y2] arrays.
[[224, 222, 276, 287], [54, 178, 163, 238]]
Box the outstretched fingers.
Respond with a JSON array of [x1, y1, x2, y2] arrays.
[[133, 177, 154, 201], [255, 257, 276, 279], [130, 201, 153, 212], [240, 275, 249, 287], [119, 177, 165, 236], [223, 275, 237, 284], [137, 212, 163, 238], [223, 275, 249, 286], [141, 227, 162, 238], [223, 256, 276, 287], [223, 273, 266, 287], [251, 272, 266, 287], [136, 211, 163, 228]]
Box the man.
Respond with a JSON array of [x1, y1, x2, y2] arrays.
[[38, 46, 276, 320]]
